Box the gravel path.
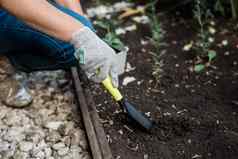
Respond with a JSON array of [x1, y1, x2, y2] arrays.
[[0, 71, 91, 159]]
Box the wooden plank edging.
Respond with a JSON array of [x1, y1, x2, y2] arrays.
[[71, 67, 113, 159]]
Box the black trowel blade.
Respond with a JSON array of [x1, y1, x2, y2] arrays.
[[119, 100, 153, 130]]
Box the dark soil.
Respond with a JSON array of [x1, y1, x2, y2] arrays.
[[86, 3, 238, 159]]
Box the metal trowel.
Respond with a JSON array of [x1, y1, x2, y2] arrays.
[[102, 76, 153, 130], [101, 47, 153, 131], [79, 47, 154, 131]]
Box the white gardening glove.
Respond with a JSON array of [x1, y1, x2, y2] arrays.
[[70, 27, 119, 88]]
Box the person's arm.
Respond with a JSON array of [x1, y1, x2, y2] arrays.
[[0, 0, 83, 41], [0, 0, 121, 87], [55, 0, 84, 15]]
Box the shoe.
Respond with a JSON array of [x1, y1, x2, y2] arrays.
[[0, 56, 33, 108], [3, 80, 33, 108]]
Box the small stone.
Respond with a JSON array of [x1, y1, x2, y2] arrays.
[[0, 109, 8, 120], [37, 140, 48, 150], [145, 112, 151, 117], [163, 112, 171, 116], [31, 140, 47, 158], [109, 120, 114, 125], [140, 39, 149, 45], [25, 129, 45, 144], [210, 21, 215, 26], [19, 141, 34, 152], [0, 142, 16, 157], [188, 139, 192, 144], [3, 111, 22, 126], [172, 104, 177, 109], [221, 40, 228, 46], [122, 77, 136, 86], [57, 79, 68, 87], [115, 28, 126, 35], [208, 27, 216, 34], [124, 25, 137, 32], [118, 130, 123, 135], [58, 147, 69, 156], [44, 147, 52, 158], [52, 142, 66, 150], [192, 154, 202, 159], [137, 80, 143, 85], [34, 150, 45, 158], [0, 141, 11, 151], [61, 136, 71, 147], [125, 63, 136, 73], [58, 121, 75, 136], [208, 37, 214, 43], [13, 150, 28, 159], [144, 154, 149, 159], [45, 121, 64, 130], [70, 145, 83, 157], [183, 42, 193, 51], [132, 15, 150, 24], [46, 131, 61, 142], [70, 130, 88, 149], [224, 51, 230, 56], [3, 127, 25, 142]]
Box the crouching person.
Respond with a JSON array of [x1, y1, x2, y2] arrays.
[[0, 0, 121, 108]]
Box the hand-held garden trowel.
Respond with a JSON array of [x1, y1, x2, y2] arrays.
[[79, 47, 153, 131], [101, 76, 154, 131]]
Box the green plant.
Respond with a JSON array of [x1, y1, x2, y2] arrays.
[[192, 0, 217, 72], [147, 1, 166, 81], [230, 0, 238, 19], [194, 0, 212, 53], [214, 0, 225, 16], [94, 19, 125, 51]]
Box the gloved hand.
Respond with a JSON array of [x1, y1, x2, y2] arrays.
[[70, 27, 119, 88]]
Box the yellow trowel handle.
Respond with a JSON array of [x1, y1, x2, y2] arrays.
[[102, 77, 123, 102]]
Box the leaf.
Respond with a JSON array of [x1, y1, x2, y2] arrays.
[[94, 20, 109, 30], [194, 64, 205, 73], [119, 7, 145, 19], [208, 50, 217, 62], [103, 33, 125, 51]]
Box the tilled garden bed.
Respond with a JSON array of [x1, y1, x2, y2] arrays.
[[87, 2, 238, 159]]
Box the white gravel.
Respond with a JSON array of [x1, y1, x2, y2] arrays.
[[0, 70, 91, 159]]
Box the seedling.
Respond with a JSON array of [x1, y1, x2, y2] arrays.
[[208, 50, 217, 62], [192, 0, 217, 72], [94, 19, 125, 51], [147, 0, 166, 82], [194, 64, 205, 73]]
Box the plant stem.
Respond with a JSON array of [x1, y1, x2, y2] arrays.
[[231, 0, 238, 19]]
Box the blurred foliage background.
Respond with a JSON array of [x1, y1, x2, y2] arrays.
[[92, 0, 238, 19]]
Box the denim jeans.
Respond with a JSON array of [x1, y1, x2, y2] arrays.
[[0, 1, 94, 72]]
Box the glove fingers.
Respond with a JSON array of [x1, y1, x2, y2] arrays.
[[82, 57, 106, 71], [90, 62, 110, 83]]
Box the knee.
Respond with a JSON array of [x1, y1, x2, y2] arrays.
[[56, 42, 78, 65]]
